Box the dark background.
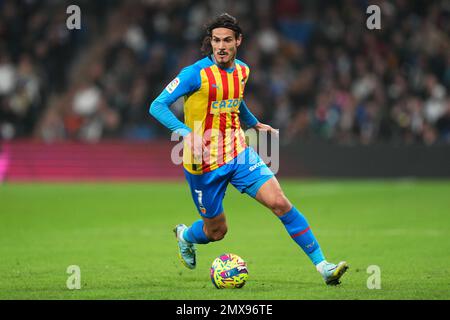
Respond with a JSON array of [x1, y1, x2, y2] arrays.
[[0, 0, 449, 178]]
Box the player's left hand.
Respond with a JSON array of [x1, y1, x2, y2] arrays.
[[254, 122, 279, 137]]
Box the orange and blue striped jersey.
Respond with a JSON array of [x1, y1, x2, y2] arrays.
[[150, 56, 258, 174]]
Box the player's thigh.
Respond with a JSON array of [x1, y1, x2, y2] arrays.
[[230, 147, 274, 198], [255, 176, 292, 216], [184, 168, 229, 219]]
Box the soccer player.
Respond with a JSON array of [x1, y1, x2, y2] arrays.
[[149, 13, 348, 285]]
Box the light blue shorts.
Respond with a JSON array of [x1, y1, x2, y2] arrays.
[[184, 147, 274, 218]]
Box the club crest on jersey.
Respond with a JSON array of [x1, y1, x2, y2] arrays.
[[165, 77, 180, 94], [210, 98, 241, 114]]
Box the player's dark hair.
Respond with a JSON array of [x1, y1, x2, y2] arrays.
[[201, 13, 242, 56]]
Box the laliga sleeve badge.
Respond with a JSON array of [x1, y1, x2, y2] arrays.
[[166, 77, 180, 94]]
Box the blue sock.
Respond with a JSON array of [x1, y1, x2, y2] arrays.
[[279, 206, 326, 265], [182, 219, 210, 244]]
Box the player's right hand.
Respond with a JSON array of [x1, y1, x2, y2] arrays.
[[184, 132, 205, 164]]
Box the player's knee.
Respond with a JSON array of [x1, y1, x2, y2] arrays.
[[207, 225, 228, 242], [270, 193, 291, 216]]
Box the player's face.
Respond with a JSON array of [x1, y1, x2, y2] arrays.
[[211, 28, 241, 68]]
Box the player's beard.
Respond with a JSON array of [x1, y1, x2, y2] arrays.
[[215, 49, 236, 68]]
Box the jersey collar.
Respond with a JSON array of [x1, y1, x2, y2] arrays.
[[210, 54, 236, 73]]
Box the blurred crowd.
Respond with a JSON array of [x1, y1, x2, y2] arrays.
[[0, 0, 449, 145]]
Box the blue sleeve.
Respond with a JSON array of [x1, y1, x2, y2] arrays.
[[149, 65, 201, 136], [239, 100, 259, 128]]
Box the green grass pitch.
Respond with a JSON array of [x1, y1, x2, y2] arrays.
[[0, 180, 449, 300]]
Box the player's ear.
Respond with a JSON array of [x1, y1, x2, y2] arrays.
[[236, 34, 242, 47]]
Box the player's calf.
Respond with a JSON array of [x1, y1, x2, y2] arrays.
[[202, 212, 228, 242], [205, 224, 227, 241]]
